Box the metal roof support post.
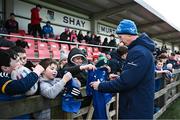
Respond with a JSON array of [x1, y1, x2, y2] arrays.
[[171, 43, 175, 52], [5, 0, 14, 20], [91, 19, 98, 35]]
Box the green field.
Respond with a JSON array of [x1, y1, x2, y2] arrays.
[[158, 98, 180, 119]]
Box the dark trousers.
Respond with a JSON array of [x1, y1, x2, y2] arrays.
[[31, 24, 42, 38]]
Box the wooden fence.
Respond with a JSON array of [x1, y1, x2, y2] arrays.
[[0, 66, 180, 119]]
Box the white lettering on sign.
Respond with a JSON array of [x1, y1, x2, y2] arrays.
[[98, 24, 116, 35], [59, 14, 90, 30], [63, 16, 86, 27]]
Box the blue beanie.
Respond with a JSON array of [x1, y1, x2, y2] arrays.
[[116, 19, 138, 35]]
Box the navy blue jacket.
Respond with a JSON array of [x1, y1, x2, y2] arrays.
[[0, 72, 39, 96], [98, 33, 155, 119]]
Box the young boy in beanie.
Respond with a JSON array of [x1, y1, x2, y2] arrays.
[[33, 58, 74, 119], [57, 52, 68, 78]]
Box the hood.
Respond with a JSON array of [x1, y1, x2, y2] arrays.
[[68, 48, 88, 65], [128, 33, 155, 52], [110, 49, 121, 61]]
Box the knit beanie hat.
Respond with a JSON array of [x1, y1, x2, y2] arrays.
[[98, 54, 107, 62], [116, 19, 138, 35], [96, 54, 108, 67], [60, 53, 68, 62]]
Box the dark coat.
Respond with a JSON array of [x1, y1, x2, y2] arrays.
[[62, 48, 88, 86], [98, 33, 155, 119]]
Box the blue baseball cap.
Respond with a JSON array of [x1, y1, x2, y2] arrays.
[[116, 19, 138, 35]]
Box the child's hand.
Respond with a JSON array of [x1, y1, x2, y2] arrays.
[[63, 72, 72, 83], [109, 74, 119, 80], [33, 64, 44, 76], [102, 65, 111, 73], [80, 64, 96, 71], [164, 70, 171, 74]]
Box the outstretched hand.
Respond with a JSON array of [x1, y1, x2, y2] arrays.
[[90, 79, 100, 90], [80, 64, 96, 71]]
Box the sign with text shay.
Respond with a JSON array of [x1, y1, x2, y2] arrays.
[[60, 14, 90, 30]]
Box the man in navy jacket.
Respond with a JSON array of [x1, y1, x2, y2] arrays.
[[91, 19, 155, 119]]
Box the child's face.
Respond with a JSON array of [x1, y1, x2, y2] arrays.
[[156, 62, 163, 69], [121, 53, 127, 60], [43, 63, 58, 80], [106, 54, 111, 60], [18, 53, 27, 66], [93, 58, 98, 64], [72, 56, 83, 65], [60, 59, 67, 66], [4, 57, 21, 74]]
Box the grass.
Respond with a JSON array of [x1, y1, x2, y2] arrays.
[[158, 98, 180, 119]]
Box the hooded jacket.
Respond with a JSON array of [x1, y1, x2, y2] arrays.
[[62, 48, 88, 86], [98, 33, 155, 119]]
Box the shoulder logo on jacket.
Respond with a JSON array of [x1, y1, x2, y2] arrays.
[[127, 62, 137, 67], [0, 72, 9, 78]]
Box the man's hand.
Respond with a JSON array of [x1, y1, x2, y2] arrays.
[[90, 79, 100, 90], [109, 73, 119, 80]]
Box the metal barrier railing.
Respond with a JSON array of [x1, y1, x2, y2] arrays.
[[153, 69, 180, 119], [0, 33, 117, 49]]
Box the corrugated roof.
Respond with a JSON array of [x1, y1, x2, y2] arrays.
[[43, 0, 180, 44]]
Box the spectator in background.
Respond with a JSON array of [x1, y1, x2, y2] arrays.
[[15, 40, 29, 49], [27, 23, 32, 35], [42, 21, 54, 39], [89, 34, 96, 44], [95, 36, 101, 45], [108, 34, 117, 47], [31, 4, 42, 38], [108, 34, 117, 52], [5, 13, 19, 34], [57, 52, 68, 78], [60, 27, 70, 41], [77, 30, 84, 43], [0, 37, 15, 47], [90, 19, 155, 119], [166, 53, 178, 69], [70, 30, 77, 42], [101, 37, 109, 54], [84, 31, 91, 43]]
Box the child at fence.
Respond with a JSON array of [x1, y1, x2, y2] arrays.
[[109, 46, 128, 75], [57, 51, 68, 78], [10, 46, 38, 96], [155, 59, 171, 91], [0, 49, 44, 118], [62, 47, 96, 87], [33, 58, 80, 119]]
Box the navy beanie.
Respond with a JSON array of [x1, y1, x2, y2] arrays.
[[116, 19, 138, 35]]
